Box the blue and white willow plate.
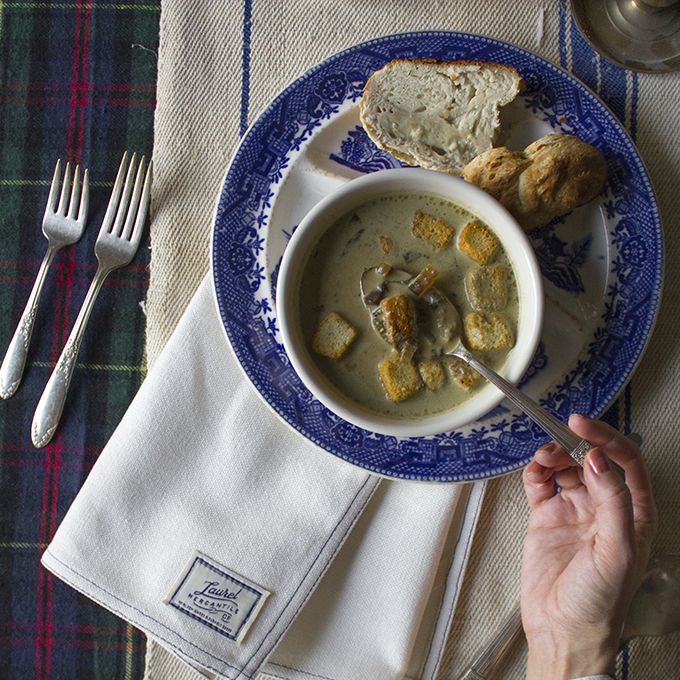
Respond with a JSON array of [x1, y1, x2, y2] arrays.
[[211, 32, 663, 482]]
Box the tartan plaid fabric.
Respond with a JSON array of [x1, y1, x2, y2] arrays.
[[0, 1, 159, 678]]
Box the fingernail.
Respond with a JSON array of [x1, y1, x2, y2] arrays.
[[540, 442, 558, 454], [588, 448, 610, 475]]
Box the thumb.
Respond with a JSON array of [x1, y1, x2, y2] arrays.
[[584, 447, 636, 559]]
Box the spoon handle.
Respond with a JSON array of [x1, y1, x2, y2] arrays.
[[451, 347, 591, 466]]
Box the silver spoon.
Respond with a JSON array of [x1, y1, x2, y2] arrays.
[[360, 265, 591, 466]]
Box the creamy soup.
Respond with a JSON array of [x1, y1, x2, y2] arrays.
[[299, 191, 519, 419]]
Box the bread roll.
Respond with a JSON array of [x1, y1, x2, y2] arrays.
[[360, 59, 523, 174], [462, 133, 607, 231]]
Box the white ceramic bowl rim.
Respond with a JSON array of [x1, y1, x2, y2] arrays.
[[277, 167, 544, 437]]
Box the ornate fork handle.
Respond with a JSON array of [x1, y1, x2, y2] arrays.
[[451, 347, 591, 466], [31, 266, 110, 448], [0, 245, 59, 399]]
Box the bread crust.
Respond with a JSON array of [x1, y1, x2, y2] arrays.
[[463, 133, 607, 231], [376, 58, 523, 77], [360, 59, 523, 174]]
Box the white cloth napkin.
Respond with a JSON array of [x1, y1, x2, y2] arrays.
[[42, 275, 485, 680]]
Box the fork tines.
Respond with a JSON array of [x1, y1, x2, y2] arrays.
[[29, 151, 152, 445], [45, 159, 89, 223], [101, 152, 153, 245]]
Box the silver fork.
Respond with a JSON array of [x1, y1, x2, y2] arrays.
[[0, 160, 89, 399], [31, 152, 152, 448]]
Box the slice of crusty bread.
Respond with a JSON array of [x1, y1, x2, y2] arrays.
[[462, 134, 607, 231], [360, 59, 523, 174]]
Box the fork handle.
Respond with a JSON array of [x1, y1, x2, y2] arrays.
[[452, 347, 591, 466], [0, 245, 59, 399], [31, 266, 110, 447]]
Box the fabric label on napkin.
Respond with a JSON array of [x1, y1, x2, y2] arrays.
[[165, 551, 270, 643]]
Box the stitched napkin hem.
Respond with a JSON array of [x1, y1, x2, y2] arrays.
[[136, 480, 488, 680], [43, 472, 379, 680]]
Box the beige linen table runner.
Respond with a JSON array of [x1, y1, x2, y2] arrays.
[[145, 1, 680, 678]]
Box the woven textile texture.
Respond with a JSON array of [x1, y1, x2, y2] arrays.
[[0, 1, 160, 678], [147, 1, 680, 679]]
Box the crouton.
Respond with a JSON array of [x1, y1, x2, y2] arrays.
[[445, 357, 481, 390], [418, 360, 446, 391], [380, 294, 417, 346], [412, 210, 455, 250], [465, 265, 508, 311], [408, 264, 440, 296], [458, 219, 499, 264], [378, 352, 422, 402], [463, 312, 515, 352], [379, 234, 393, 254], [311, 312, 357, 359]]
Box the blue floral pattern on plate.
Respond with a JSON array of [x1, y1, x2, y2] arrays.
[[531, 222, 592, 293], [211, 32, 663, 482], [329, 125, 406, 173]]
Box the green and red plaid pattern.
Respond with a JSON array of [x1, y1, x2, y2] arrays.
[[0, 1, 159, 677]]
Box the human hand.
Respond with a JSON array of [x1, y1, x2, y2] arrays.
[[521, 414, 657, 680]]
